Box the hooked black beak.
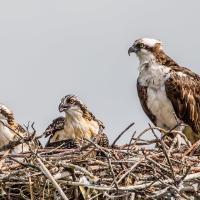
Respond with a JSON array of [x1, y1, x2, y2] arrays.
[[59, 103, 70, 112], [128, 45, 138, 56]]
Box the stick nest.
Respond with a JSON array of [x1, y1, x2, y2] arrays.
[[1, 124, 200, 200]]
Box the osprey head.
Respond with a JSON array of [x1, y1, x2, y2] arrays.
[[128, 38, 163, 59], [58, 95, 86, 113], [0, 104, 14, 124]]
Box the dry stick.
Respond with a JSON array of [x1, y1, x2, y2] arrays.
[[132, 126, 191, 147], [161, 121, 182, 140], [84, 138, 119, 190], [168, 136, 178, 156], [127, 131, 136, 152], [145, 157, 171, 175], [132, 126, 156, 146], [177, 166, 191, 184], [59, 171, 200, 192], [111, 122, 135, 147], [88, 193, 102, 200], [117, 158, 144, 184], [8, 156, 40, 171], [146, 187, 169, 199], [36, 157, 69, 200], [60, 163, 97, 181], [161, 122, 191, 148], [183, 139, 200, 157], [103, 191, 130, 199], [149, 124, 177, 183], [146, 186, 180, 200], [0, 168, 27, 181], [28, 176, 34, 200], [154, 174, 187, 199]]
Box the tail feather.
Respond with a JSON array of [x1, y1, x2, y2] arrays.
[[183, 126, 200, 144]]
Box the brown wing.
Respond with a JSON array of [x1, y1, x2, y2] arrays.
[[137, 81, 157, 125], [94, 132, 109, 157], [44, 117, 65, 138], [165, 71, 200, 134], [96, 132, 109, 147], [15, 124, 26, 133], [44, 117, 65, 147], [46, 138, 80, 148]]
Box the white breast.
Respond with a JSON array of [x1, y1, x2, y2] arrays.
[[138, 63, 178, 129], [138, 63, 170, 88], [50, 129, 67, 142], [0, 122, 14, 146], [0, 121, 29, 154], [147, 86, 178, 128], [50, 109, 100, 142]]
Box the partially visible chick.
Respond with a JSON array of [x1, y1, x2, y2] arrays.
[[0, 104, 29, 154], [45, 95, 109, 148]]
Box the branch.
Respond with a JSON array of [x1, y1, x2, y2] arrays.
[[111, 122, 134, 147], [36, 157, 69, 200]]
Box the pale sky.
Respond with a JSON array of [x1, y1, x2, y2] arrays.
[[0, 1, 199, 145]]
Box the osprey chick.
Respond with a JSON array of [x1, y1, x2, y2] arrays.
[[45, 95, 109, 148], [0, 104, 29, 153], [129, 38, 200, 143]]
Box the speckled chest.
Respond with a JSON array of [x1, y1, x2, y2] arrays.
[[138, 63, 178, 128]]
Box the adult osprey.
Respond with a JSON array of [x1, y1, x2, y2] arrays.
[[44, 95, 109, 148], [128, 38, 200, 143], [0, 104, 29, 153]]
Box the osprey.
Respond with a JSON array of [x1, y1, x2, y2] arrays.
[[44, 95, 109, 148], [0, 104, 29, 153], [128, 38, 200, 144]]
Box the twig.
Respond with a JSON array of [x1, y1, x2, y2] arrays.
[[149, 124, 176, 183], [117, 158, 144, 184], [111, 122, 135, 147], [60, 162, 98, 182], [8, 156, 40, 170], [28, 175, 34, 200], [59, 171, 200, 191], [84, 138, 119, 190], [127, 131, 136, 152], [36, 157, 69, 200]]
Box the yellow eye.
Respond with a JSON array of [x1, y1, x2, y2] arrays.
[[69, 99, 75, 104], [140, 43, 144, 48]]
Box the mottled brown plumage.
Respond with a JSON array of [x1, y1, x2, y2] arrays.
[[44, 117, 65, 138], [46, 138, 80, 149], [0, 104, 29, 153], [129, 38, 200, 143], [0, 105, 26, 135], [165, 73, 200, 134], [45, 95, 109, 148], [137, 82, 156, 126], [150, 42, 200, 134], [94, 132, 109, 148]]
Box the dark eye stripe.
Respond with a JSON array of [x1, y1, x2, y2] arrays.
[[140, 43, 144, 48]]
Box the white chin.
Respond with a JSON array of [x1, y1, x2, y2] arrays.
[[66, 107, 81, 114]]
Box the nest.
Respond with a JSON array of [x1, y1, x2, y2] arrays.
[[1, 123, 200, 200]]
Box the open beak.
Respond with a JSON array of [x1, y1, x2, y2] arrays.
[[128, 45, 138, 56], [59, 103, 70, 112]]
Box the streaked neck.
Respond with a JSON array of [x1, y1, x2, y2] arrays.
[[137, 54, 156, 72], [65, 109, 83, 121], [138, 53, 155, 65]]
